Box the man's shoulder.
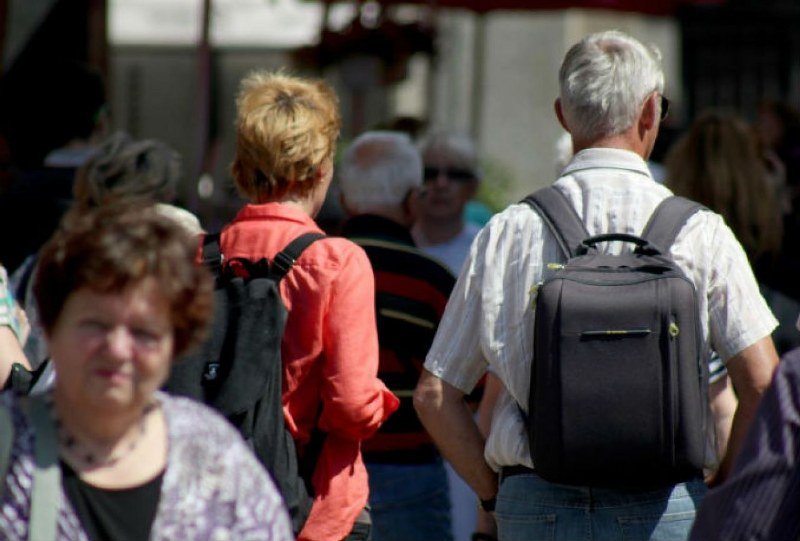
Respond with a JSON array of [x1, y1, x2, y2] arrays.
[[357, 237, 456, 293]]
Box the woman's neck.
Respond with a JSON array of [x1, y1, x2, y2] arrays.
[[258, 193, 316, 217], [52, 391, 147, 447]]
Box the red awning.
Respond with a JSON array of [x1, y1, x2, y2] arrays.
[[349, 0, 726, 16]]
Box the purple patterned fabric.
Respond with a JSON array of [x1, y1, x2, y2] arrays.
[[0, 391, 294, 541], [690, 349, 800, 540]]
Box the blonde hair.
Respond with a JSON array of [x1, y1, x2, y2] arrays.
[[665, 111, 782, 261], [231, 71, 341, 202]]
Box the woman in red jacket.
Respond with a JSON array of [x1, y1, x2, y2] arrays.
[[221, 70, 399, 541]]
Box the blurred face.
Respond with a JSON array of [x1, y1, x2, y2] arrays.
[[419, 150, 478, 223], [48, 278, 175, 415]]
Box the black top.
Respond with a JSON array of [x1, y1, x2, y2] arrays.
[[61, 461, 164, 541], [342, 214, 458, 463]]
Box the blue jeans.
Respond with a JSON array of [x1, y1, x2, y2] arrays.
[[366, 460, 453, 541], [496, 471, 707, 541]]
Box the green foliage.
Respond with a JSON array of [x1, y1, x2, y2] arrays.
[[477, 156, 514, 212]]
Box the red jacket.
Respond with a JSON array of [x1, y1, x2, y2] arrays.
[[218, 202, 399, 541]]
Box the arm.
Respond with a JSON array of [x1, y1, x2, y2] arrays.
[[0, 264, 31, 386], [707, 374, 737, 477], [317, 245, 399, 438], [414, 369, 498, 503], [0, 326, 30, 387], [474, 373, 503, 538], [299, 244, 399, 541], [711, 336, 778, 485]]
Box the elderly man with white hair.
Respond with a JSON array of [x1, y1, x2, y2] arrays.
[[339, 131, 457, 541], [412, 132, 483, 275], [414, 30, 779, 541]]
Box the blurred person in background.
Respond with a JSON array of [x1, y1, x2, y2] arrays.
[[11, 132, 201, 373], [0, 204, 293, 540], [338, 131, 456, 541], [665, 110, 787, 475], [412, 132, 483, 276], [220, 70, 399, 541], [757, 99, 800, 206], [412, 132, 486, 541], [0, 60, 109, 274]]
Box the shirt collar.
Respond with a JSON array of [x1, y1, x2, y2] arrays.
[[233, 202, 319, 228], [562, 148, 653, 180], [341, 214, 415, 246]]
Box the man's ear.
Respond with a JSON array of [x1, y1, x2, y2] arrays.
[[555, 98, 570, 132], [640, 92, 659, 132]]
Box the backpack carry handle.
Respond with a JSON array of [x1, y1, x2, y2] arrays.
[[576, 233, 661, 256]]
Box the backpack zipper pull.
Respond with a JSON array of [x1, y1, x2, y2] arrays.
[[529, 282, 543, 308], [669, 321, 680, 338]]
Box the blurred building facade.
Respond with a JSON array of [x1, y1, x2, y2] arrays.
[[3, 1, 800, 225]]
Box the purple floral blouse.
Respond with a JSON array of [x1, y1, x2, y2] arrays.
[[0, 391, 294, 541]]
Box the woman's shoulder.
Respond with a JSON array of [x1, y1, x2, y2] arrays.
[[295, 234, 371, 275], [159, 392, 242, 443], [159, 393, 268, 480], [154, 395, 293, 540]]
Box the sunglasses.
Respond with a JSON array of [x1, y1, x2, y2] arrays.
[[659, 95, 670, 121], [423, 166, 476, 183]]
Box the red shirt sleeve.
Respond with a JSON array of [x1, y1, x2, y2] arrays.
[[317, 245, 399, 438], [299, 243, 399, 541]]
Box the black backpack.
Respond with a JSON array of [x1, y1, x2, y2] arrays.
[[164, 232, 324, 534], [522, 186, 708, 489]]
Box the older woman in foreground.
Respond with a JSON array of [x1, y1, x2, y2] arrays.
[[0, 204, 293, 540]]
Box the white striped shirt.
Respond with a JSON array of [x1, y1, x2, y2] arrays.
[[424, 147, 778, 471]]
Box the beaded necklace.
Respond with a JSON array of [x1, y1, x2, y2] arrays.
[[48, 396, 159, 468]]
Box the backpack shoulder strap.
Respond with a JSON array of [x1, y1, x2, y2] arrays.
[[14, 258, 37, 306], [200, 232, 223, 278], [641, 196, 706, 253], [0, 401, 13, 498], [271, 232, 326, 281], [521, 186, 589, 258], [26, 395, 59, 541]]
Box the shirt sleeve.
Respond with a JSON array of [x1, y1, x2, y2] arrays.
[[703, 214, 778, 361], [423, 226, 490, 394], [424, 204, 547, 399], [317, 243, 399, 439], [301, 244, 399, 541], [690, 350, 800, 541]]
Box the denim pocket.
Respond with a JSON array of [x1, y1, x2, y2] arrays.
[[496, 513, 557, 541], [618, 510, 695, 541]]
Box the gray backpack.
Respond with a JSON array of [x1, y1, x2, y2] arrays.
[[0, 396, 60, 541], [523, 186, 708, 489]]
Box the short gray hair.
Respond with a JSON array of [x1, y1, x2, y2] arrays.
[[338, 131, 422, 213], [559, 30, 664, 142], [419, 131, 481, 179]]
